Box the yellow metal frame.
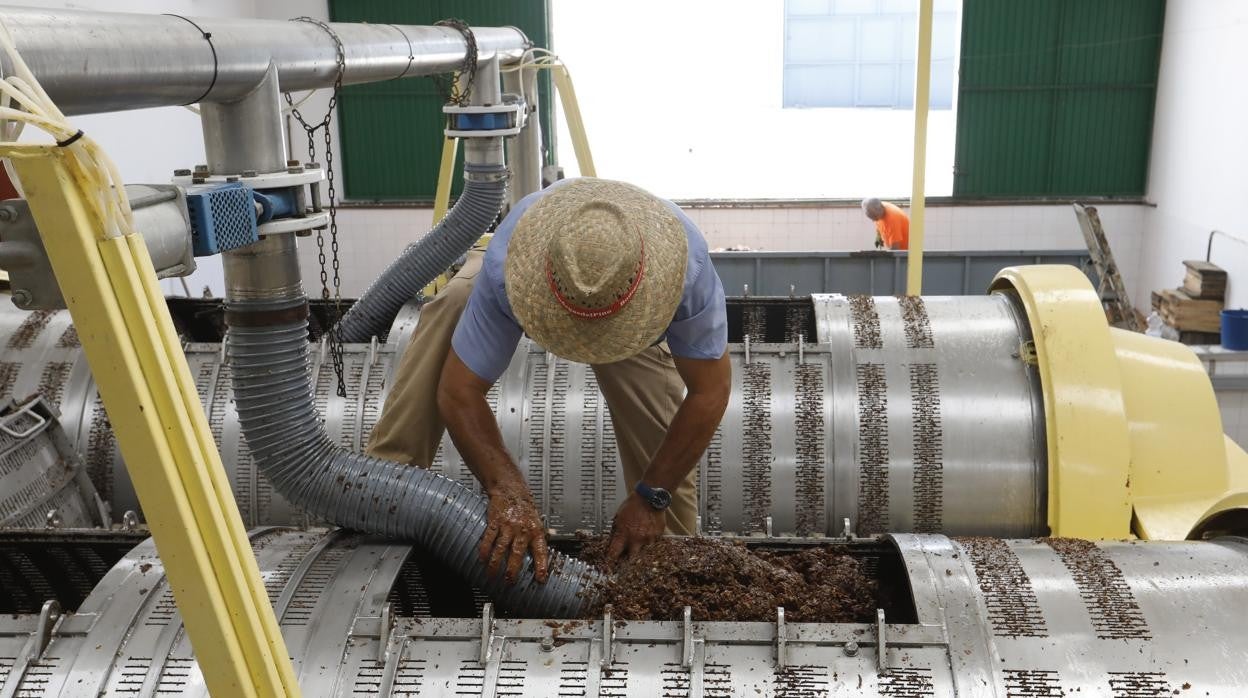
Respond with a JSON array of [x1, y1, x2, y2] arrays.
[[6, 145, 298, 697], [905, 0, 933, 296], [432, 135, 459, 226], [1112, 331, 1246, 539], [552, 64, 596, 178], [992, 265, 1248, 540], [991, 265, 1133, 537]]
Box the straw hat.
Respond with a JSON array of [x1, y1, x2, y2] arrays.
[[504, 178, 688, 365]]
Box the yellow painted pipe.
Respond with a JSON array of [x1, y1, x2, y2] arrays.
[[553, 64, 596, 178], [7, 146, 298, 697], [432, 135, 459, 224], [906, 0, 933, 296]]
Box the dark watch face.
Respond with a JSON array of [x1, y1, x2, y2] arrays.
[[649, 488, 672, 509]]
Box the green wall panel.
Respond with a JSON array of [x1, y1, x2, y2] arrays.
[[329, 0, 551, 201], [953, 0, 1165, 198]]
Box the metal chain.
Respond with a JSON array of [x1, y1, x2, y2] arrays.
[[286, 16, 348, 398], [432, 19, 478, 106]]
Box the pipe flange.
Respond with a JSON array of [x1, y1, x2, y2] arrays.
[[173, 168, 324, 191], [258, 212, 330, 236]]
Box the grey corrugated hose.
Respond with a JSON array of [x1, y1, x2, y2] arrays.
[[226, 299, 600, 617], [334, 164, 509, 343]]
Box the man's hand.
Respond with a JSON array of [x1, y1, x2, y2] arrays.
[[440, 350, 549, 585], [607, 492, 667, 563], [479, 477, 550, 584], [874, 233, 884, 250]]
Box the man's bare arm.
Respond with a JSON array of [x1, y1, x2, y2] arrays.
[[437, 349, 549, 583], [608, 350, 731, 561]]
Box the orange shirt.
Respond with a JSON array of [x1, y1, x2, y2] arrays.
[[874, 202, 910, 251]]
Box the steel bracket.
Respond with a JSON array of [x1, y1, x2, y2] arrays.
[[775, 607, 788, 669], [601, 605, 615, 667], [876, 608, 889, 674], [30, 600, 59, 660], [680, 606, 707, 698], [478, 603, 505, 696]]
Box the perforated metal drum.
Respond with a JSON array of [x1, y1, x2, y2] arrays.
[[0, 294, 1045, 537]]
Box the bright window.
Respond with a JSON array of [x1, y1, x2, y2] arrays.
[[784, 0, 958, 109]]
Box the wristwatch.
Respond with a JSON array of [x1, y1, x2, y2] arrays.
[[635, 481, 672, 511]]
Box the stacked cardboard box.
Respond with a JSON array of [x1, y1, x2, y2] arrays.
[[1152, 261, 1227, 344]]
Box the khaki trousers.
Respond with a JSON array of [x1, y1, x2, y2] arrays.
[[366, 249, 698, 534]]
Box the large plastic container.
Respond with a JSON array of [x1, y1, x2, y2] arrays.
[[1221, 309, 1248, 350]]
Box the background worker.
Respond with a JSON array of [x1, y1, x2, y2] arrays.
[[367, 178, 730, 585], [862, 197, 910, 251]]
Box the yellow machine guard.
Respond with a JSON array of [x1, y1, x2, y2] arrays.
[[992, 265, 1248, 540]]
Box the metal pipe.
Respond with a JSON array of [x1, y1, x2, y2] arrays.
[[207, 61, 301, 304], [905, 0, 933, 296], [462, 57, 506, 168], [0, 6, 529, 115], [222, 235, 303, 303], [503, 66, 543, 204], [200, 62, 288, 175], [1207, 228, 1248, 264]]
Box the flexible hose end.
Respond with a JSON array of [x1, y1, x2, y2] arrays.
[[227, 307, 600, 617], [335, 168, 508, 342]]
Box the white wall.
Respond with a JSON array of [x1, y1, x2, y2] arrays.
[[1135, 0, 1248, 447], [548, 0, 959, 199], [1136, 0, 1248, 311]]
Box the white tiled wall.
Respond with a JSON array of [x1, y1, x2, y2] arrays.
[[321, 202, 1147, 299], [683, 202, 1144, 254]]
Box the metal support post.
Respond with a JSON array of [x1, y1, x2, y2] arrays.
[[463, 57, 506, 169], [201, 62, 289, 176], [502, 65, 543, 204], [906, 0, 933, 296], [427, 58, 508, 298]]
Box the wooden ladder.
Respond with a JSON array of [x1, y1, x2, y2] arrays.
[[1073, 203, 1143, 332]]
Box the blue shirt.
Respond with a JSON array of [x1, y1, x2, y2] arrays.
[[451, 183, 728, 383]]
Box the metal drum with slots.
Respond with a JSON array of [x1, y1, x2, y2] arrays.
[[0, 396, 104, 529], [0, 529, 1245, 695], [427, 293, 1046, 538], [0, 294, 1046, 537], [0, 304, 417, 528]]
